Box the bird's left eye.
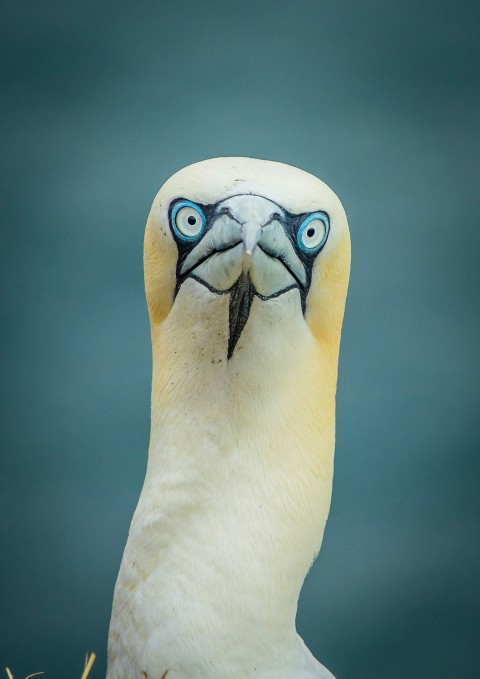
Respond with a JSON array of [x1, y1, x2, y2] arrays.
[[171, 201, 206, 241], [297, 213, 330, 253]]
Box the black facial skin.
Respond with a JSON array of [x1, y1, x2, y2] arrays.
[[168, 194, 329, 358]]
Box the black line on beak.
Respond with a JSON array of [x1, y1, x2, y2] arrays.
[[228, 273, 255, 359]]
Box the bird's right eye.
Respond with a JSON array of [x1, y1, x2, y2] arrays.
[[171, 201, 206, 241]]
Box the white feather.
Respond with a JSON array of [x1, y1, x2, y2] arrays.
[[107, 158, 350, 679]]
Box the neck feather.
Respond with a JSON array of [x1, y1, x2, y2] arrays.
[[132, 280, 339, 654]]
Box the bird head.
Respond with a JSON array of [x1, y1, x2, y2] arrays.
[[144, 157, 350, 359]]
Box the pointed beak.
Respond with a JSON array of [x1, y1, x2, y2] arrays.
[[242, 221, 262, 256], [173, 194, 309, 359]]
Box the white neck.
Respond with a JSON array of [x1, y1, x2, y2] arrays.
[[123, 280, 338, 675]]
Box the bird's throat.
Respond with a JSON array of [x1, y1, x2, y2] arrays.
[[228, 272, 255, 359], [117, 280, 337, 674]]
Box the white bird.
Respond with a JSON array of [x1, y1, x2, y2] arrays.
[[107, 157, 351, 679]]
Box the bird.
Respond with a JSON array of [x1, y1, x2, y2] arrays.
[[107, 157, 351, 679]]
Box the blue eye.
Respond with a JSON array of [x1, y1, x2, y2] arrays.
[[171, 200, 206, 242], [297, 212, 330, 253]]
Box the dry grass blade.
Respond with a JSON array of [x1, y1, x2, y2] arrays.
[[80, 653, 96, 679], [5, 653, 95, 679]]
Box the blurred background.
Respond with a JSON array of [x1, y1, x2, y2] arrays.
[[1, 1, 479, 677]]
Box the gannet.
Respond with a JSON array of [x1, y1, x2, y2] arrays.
[[107, 157, 351, 679]]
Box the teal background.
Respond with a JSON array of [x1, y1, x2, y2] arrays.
[[1, 1, 479, 677]]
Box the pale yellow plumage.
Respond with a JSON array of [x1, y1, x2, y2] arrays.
[[108, 157, 350, 679]]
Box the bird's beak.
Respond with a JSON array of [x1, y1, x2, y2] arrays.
[[177, 195, 307, 357], [242, 221, 261, 257]]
